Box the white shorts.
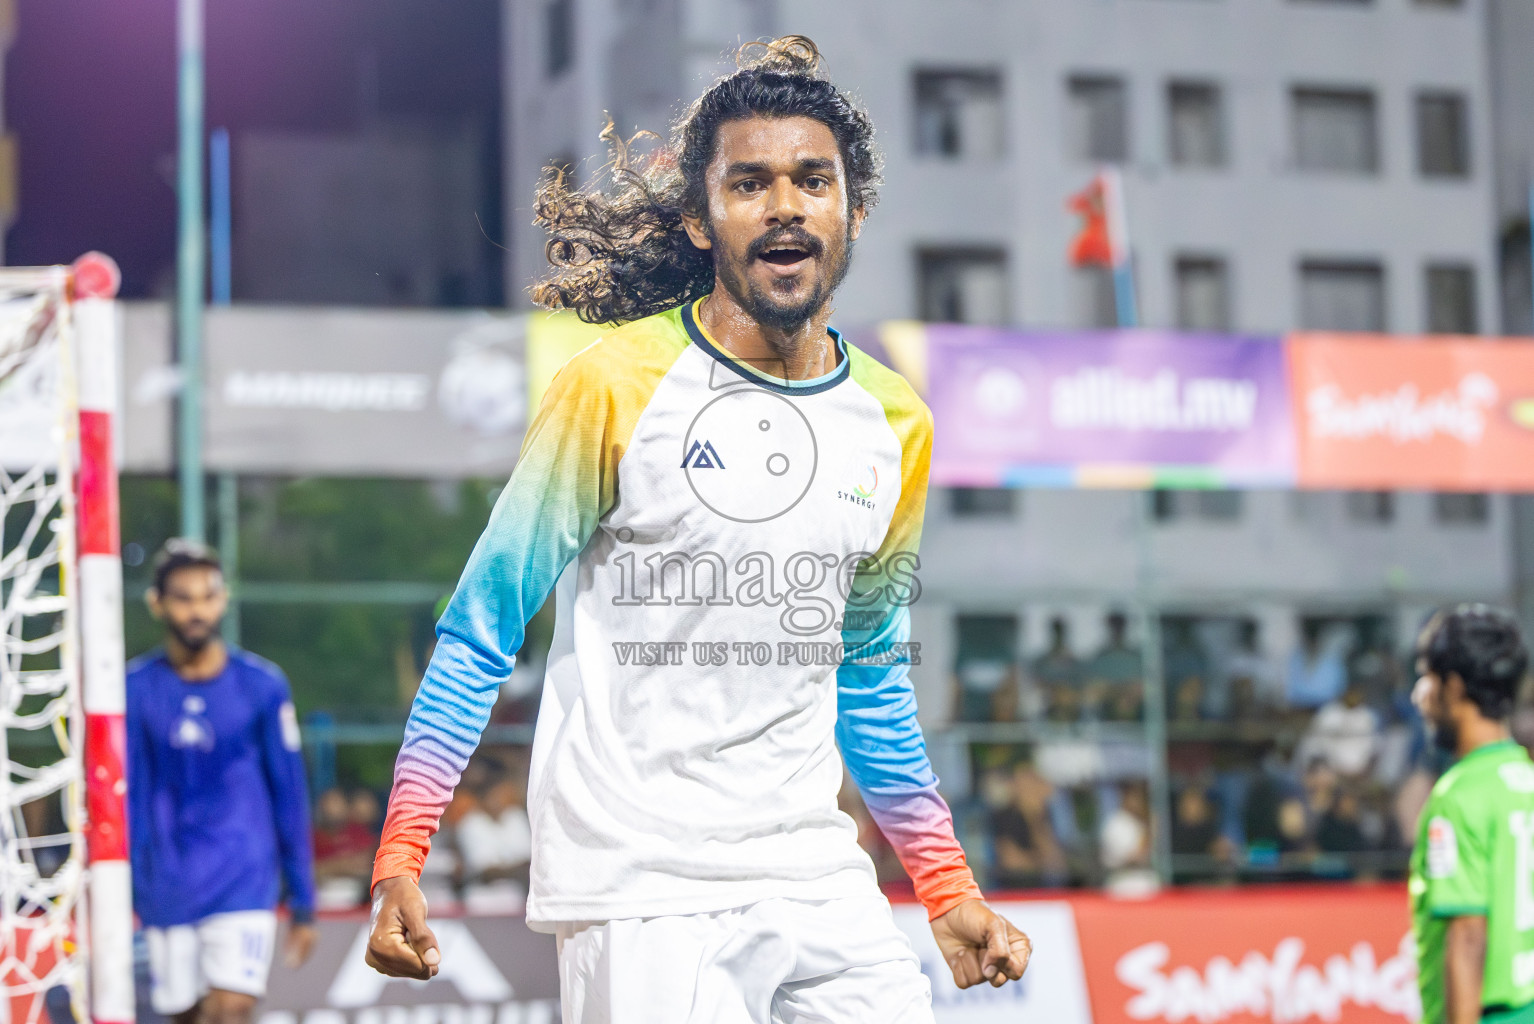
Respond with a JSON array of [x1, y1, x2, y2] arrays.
[[145, 910, 278, 1015], [554, 895, 934, 1024]]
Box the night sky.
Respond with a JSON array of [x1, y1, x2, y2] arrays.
[[5, 0, 502, 299]]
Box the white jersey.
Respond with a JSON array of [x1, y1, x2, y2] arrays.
[[375, 301, 979, 928]]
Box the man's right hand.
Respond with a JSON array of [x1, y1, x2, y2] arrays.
[[365, 876, 441, 979]]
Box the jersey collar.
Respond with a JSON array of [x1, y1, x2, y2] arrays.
[[682, 298, 850, 396], [1461, 738, 1520, 762]]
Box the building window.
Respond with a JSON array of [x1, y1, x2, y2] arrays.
[[950, 488, 1017, 519], [1502, 224, 1533, 336], [1425, 263, 1477, 334], [1167, 81, 1225, 169], [1299, 260, 1386, 331], [1152, 490, 1244, 522], [1067, 75, 1129, 163], [1345, 490, 1394, 524], [1292, 88, 1378, 173], [1174, 256, 1232, 331], [545, 0, 574, 78], [954, 613, 1020, 722], [914, 70, 1004, 159], [1416, 91, 1469, 178], [1435, 492, 1489, 524], [918, 248, 1009, 325]]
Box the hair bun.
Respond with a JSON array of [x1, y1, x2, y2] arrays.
[[737, 35, 824, 77]]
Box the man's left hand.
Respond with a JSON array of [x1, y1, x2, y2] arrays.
[[284, 922, 318, 969], [930, 899, 1032, 989]]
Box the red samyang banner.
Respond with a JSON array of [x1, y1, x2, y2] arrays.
[[1289, 333, 1534, 492], [1070, 885, 1418, 1024]]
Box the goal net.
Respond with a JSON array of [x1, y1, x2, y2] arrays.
[[0, 259, 131, 1024]]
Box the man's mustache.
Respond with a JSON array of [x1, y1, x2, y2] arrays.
[[746, 227, 824, 262]]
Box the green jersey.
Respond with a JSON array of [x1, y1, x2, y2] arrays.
[[1411, 741, 1534, 1024]]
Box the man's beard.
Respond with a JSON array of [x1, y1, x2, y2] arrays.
[[712, 223, 854, 337], [169, 619, 220, 653], [1430, 708, 1460, 753]]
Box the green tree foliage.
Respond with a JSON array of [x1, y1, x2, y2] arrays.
[[121, 475, 512, 716]]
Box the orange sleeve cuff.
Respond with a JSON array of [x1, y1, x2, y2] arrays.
[[370, 847, 425, 894], [918, 868, 985, 921]]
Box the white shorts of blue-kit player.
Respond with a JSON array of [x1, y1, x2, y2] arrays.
[[554, 895, 935, 1024], [145, 910, 278, 1015]]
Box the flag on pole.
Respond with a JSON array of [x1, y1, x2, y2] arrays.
[[1067, 169, 1138, 327], [1067, 175, 1112, 267]]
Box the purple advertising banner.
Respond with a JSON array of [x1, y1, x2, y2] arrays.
[[926, 326, 1295, 488]]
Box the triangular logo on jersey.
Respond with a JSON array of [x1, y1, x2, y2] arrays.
[[681, 440, 725, 469]]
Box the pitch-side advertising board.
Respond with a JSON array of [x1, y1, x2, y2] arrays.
[[925, 327, 1295, 489], [252, 886, 1415, 1024], [923, 325, 1534, 493], [1287, 332, 1534, 492]]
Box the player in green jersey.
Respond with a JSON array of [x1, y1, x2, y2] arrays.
[[1410, 604, 1534, 1024]]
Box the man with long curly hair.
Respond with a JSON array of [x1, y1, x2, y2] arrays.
[[365, 36, 1031, 1021]]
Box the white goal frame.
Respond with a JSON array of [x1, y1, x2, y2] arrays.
[[0, 262, 132, 1024]]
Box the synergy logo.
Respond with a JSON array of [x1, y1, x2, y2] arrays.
[[852, 465, 878, 500], [838, 464, 879, 510]]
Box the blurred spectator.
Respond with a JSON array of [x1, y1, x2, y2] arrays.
[[953, 615, 1019, 722], [1243, 771, 1310, 858], [1299, 684, 1380, 779], [990, 765, 1067, 889], [459, 774, 533, 912], [1302, 761, 1339, 822], [1285, 621, 1352, 710], [349, 789, 382, 840], [1100, 782, 1151, 870], [493, 649, 544, 724], [838, 780, 905, 885], [1348, 633, 1400, 709], [1224, 620, 1279, 720], [1032, 618, 1083, 722], [1315, 788, 1370, 855], [1101, 782, 1156, 894], [1086, 612, 1144, 722], [312, 787, 379, 909], [419, 787, 479, 908], [1171, 787, 1232, 863], [954, 660, 1018, 723], [312, 788, 376, 879], [1163, 620, 1208, 722]]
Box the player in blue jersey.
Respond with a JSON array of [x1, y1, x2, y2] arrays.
[[127, 541, 318, 1024]]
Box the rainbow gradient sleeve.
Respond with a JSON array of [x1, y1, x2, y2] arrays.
[[372, 333, 673, 889], [838, 352, 983, 921]]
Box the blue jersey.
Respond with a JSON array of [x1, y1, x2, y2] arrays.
[[126, 648, 316, 927]]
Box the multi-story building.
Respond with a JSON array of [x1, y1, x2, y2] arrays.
[[0, 0, 15, 265], [504, 0, 1516, 747], [1489, 0, 1534, 335]]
